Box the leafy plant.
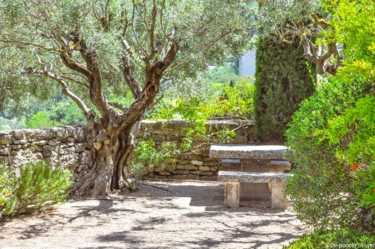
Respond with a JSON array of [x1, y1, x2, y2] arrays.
[[286, 0, 375, 231], [25, 110, 61, 129], [154, 78, 255, 121], [0, 162, 73, 219], [285, 229, 375, 249], [131, 140, 178, 178]]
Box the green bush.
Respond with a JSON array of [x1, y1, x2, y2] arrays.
[[285, 229, 375, 249], [286, 77, 374, 229], [25, 110, 60, 129], [0, 161, 73, 218], [154, 78, 255, 120], [254, 36, 316, 143], [131, 139, 179, 177], [285, 0, 375, 231]]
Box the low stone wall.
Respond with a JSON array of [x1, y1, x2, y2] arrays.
[[0, 120, 254, 181], [0, 126, 91, 179], [137, 120, 254, 180]]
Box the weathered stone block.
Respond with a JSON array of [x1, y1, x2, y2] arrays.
[[165, 164, 176, 172], [189, 171, 201, 175], [158, 172, 171, 176], [198, 171, 214, 176], [0, 148, 11, 156], [154, 167, 164, 173], [203, 161, 219, 166], [191, 160, 203, 166], [177, 160, 190, 165], [224, 182, 240, 208], [198, 166, 211, 172], [188, 155, 203, 161], [176, 165, 197, 171], [172, 175, 188, 179], [0, 135, 13, 145], [174, 170, 189, 175], [271, 182, 287, 209], [210, 145, 287, 160]]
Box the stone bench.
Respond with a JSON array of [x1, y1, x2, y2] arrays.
[[210, 144, 287, 160], [218, 171, 292, 209]]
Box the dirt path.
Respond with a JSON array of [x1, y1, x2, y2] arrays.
[[0, 180, 308, 249]]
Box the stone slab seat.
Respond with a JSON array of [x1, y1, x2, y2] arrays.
[[209, 144, 287, 160], [217, 171, 292, 209]]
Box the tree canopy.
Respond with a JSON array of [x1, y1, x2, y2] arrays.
[[0, 0, 254, 113], [0, 0, 255, 196]]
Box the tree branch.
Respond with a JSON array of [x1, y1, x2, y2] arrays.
[[69, 28, 112, 116], [27, 69, 93, 119], [121, 55, 143, 99], [108, 101, 128, 113]]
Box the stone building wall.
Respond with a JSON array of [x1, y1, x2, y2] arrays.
[[0, 120, 254, 181]]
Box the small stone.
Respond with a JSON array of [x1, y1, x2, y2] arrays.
[[198, 171, 214, 176], [0, 148, 11, 156], [191, 160, 203, 166], [189, 171, 200, 175], [176, 165, 197, 171], [158, 172, 171, 176], [174, 170, 189, 175], [13, 139, 27, 144], [199, 166, 211, 172], [48, 140, 57, 146], [154, 167, 164, 173], [172, 175, 188, 179], [203, 161, 219, 166]]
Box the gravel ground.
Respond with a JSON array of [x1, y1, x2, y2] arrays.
[[0, 180, 308, 249]]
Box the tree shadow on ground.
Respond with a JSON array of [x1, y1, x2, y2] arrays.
[[0, 198, 143, 240], [0, 181, 306, 248]]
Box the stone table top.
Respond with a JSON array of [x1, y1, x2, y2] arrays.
[[217, 171, 291, 184], [209, 144, 287, 160]]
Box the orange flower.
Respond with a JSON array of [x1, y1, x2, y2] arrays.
[[372, 188, 375, 193], [349, 164, 358, 170]]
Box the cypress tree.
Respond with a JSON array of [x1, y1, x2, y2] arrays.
[[254, 37, 316, 143]]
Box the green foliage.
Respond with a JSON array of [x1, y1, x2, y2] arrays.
[[154, 78, 255, 120], [286, 0, 375, 231], [0, 0, 253, 117], [48, 100, 86, 125], [22, 98, 86, 129], [25, 111, 61, 129], [131, 140, 178, 178], [285, 229, 375, 249], [286, 77, 373, 229], [0, 117, 25, 130], [254, 37, 316, 142], [0, 162, 73, 219]]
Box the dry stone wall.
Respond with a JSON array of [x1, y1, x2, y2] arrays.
[[0, 126, 91, 179], [0, 120, 254, 181], [137, 120, 254, 180]]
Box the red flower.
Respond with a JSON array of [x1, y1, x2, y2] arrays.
[[349, 164, 358, 170]]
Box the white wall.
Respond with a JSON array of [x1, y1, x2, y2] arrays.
[[238, 49, 256, 78]]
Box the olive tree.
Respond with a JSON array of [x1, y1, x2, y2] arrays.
[[0, 0, 252, 196]]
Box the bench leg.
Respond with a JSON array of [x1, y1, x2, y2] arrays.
[[224, 182, 240, 208], [271, 183, 287, 209]]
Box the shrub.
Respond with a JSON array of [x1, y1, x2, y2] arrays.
[[131, 140, 179, 178], [254, 36, 316, 143], [285, 0, 375, 231], [286, 77, 374, 229], [0, 161, 73, 219], [285, 229, 375, 249], [153, 78, 255, 121]]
